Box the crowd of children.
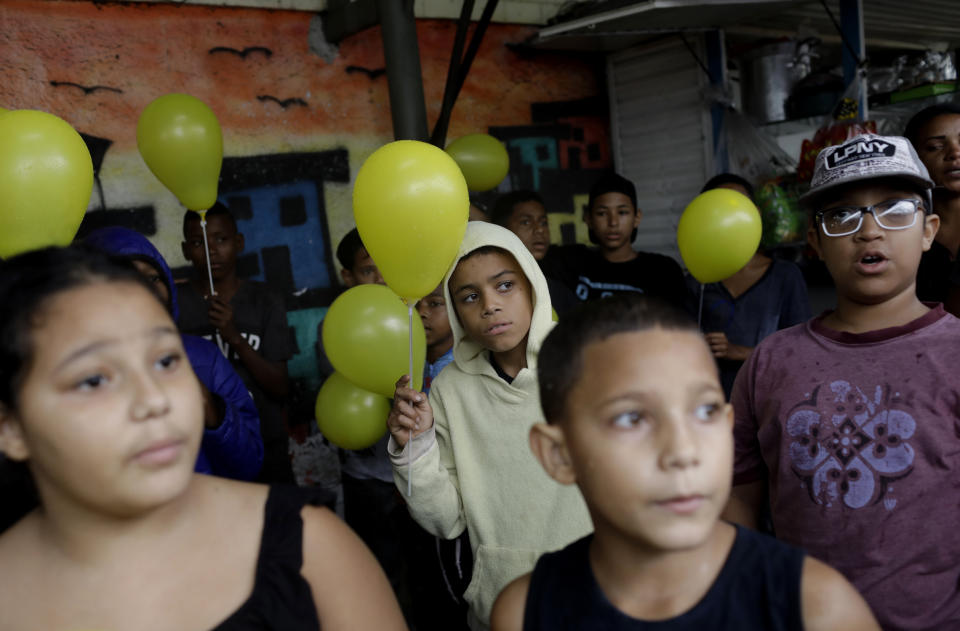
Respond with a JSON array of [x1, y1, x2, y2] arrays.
[[1, 115, 960, 630]]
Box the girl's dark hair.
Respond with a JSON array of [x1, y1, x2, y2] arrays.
[[0, 245, 152, 410], [0, 245, 152, 532], [538, 294, 698, 423], [904, 103, 960, 146]]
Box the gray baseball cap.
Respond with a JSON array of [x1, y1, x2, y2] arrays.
[[800, 134, 934, 210]]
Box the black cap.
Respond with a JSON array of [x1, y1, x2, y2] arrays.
[[588, 173, 637, 211]]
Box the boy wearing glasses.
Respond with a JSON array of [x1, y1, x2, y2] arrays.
[[725, 134, 960, 629]]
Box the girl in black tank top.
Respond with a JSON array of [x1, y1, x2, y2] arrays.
[[0, 247, 406, 630]]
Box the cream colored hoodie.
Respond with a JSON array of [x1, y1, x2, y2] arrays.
[[388, 222, 592, 630]]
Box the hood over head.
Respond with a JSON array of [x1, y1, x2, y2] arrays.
[[441, 221, 554, 377], [83, 227, 180, 321]]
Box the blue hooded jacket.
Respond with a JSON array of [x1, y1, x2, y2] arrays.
[[84, 227, 263, 480]]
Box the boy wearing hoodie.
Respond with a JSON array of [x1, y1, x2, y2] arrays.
[[726, 134, 960, 629], [83, 226, 263, 480], [387, 222, 592, 630]]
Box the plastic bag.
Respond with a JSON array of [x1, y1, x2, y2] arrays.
[[796, 70, 877, 182], [716, 107, 797, 183]]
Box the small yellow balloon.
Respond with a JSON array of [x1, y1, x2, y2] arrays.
[[0, 110, 93, 259], [353, 140, 469, 302], [677, 189, 762, 283], [322, 284, 427, 398], [445, 134, 510, 192], [315, 372, 391, 450], [137, 93, 223, 211]]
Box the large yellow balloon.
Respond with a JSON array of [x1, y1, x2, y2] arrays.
[[0, 110, 93, 259], [445, 134, 510, 192], [136, 94, 223, 211], [677, 189, 762, 283], [353, 140, 469, 302], [322, 284, 427, 397], [315, 372, 391, 450]]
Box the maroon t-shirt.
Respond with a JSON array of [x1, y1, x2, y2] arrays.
[[733, 305, 960, 630]]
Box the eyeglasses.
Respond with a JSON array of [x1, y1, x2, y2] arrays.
[[816, 198, 925, 237]]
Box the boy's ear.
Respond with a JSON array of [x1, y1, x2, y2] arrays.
[[340, 268, 356, 288], [722, 402, 734, 431], [0, 405, 30, 462], [235, 232, 245, 253], [806, 222, 823, 260], [529, 422, 576, 486], [633, 207, 643, 227], [921, 213, 941, 251]]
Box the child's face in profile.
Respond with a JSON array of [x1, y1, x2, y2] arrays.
[[448, 250, 533, 355], [0, 282, 203, 516], [586, 192, 639, 252], [182, 215, 242, 281], [807, 183, 937, 305], [416, 287, 453, 351], [914, 113, 960, 193], [342, 247, 385, 287], [506, 201, 550, 261], [559, 328, 732, 552]]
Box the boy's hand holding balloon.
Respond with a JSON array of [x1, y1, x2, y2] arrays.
[[387, 375, 434, 448]]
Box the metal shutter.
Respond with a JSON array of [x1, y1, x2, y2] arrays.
[[608, 36, 712, 263]]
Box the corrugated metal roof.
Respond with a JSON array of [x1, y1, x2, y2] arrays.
[[531, 0, 960, 51]]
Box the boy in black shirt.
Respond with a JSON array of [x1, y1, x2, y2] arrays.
[[541, 173, 687, 307], [177, 203, 295, 484], [491, 295, 877, 631], [491, 190, 578, 317]]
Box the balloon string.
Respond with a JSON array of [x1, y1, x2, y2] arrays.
[[407, 302, 414, 498], [200, 216, 216, 297], [698, 282, 704, 331]]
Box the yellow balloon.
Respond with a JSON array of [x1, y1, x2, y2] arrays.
[[137, 94, 223, 211], [322, 284, 427, 397], [445, 134, 510, 192], [353, 140, 469, 302], [315, 372, 391, 450], [0, 110, 93, 259], [677, 189, 762, 283]]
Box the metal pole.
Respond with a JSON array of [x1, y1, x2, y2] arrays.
[[839, 0, 868, 121], [376, 0, 429, 141]]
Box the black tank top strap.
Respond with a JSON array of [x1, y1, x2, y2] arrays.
[[210, 485, 325, 631], [523, 527, 805, 631]]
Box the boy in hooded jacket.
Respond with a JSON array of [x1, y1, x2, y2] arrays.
[[84, 226, 263, 480], [387, 222, 592, 630]]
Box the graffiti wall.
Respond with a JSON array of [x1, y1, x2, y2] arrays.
[[0, 1, 611, 472]]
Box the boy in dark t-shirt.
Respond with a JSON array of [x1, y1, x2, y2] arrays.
[[541, 173, 686, 307], [491, 190, 578, 317], [490, 295, 875, 631], [726, 134, 960, 629], [176, 203, 295, 484]]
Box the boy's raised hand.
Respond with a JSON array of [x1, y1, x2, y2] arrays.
[[387, 375, 433, 448], [207, 296, 242, 346]]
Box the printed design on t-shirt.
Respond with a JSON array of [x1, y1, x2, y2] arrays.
[[575, 275, 643, 300], [205, 331, 262, 359], [786, 380, 915, 510]]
